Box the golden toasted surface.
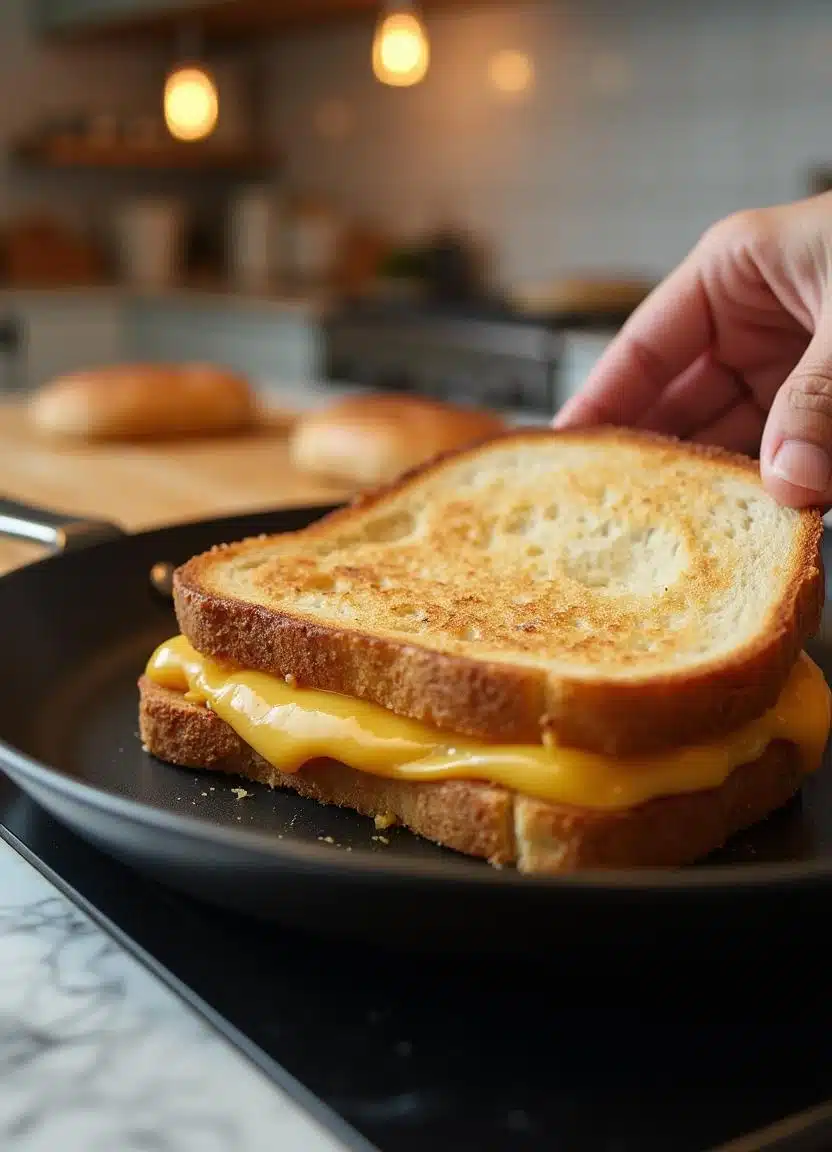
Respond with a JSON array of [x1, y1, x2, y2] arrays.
[[174, 428, 824, 753], [138, 677, 809, 873]]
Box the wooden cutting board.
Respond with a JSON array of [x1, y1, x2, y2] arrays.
[[0, 402, 352, 576]]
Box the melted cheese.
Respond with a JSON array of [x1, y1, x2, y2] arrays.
[[145, 635, 831, 810]]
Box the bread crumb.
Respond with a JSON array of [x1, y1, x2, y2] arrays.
[[284, 673, 297, 687], [201, 791, 208, 797], [318, 835, 335, 844], [230, 787, 250, 800], [371, 835, 390, 845], [140, 743, 150, 753], [374, 811, 397, 830]]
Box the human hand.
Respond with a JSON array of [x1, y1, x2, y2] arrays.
[[554, 193, 832, 508]]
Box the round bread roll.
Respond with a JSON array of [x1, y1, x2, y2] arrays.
[[289, 393, 507, 488], [28, 363, 255, 441]]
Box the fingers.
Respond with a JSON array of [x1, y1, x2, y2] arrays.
[[553, 254, 714, 429], [690, 398, 766, 456], [760, 317, 832, 507], [635, 353, 746, 439]]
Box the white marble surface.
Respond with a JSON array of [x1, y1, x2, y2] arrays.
[[0, 837, 354, 1152]]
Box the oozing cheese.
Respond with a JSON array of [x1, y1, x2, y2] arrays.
[[145, 636, 831, 810]]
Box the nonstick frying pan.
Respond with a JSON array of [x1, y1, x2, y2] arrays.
[[3, 495, 832, 950]]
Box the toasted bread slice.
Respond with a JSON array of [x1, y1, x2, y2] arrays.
[[174, 429, 824, 756], [138, 677, 807, 872]]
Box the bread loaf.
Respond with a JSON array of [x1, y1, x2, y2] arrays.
[[29, 363, 255, 441], [289, 393, 507, 487]]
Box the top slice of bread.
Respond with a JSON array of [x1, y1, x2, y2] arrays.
[[174, 428, 824, 755]]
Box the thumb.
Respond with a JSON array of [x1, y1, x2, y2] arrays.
[[760, 321, 832, 509]]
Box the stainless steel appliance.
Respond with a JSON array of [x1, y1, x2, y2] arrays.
[[323, 303, 559, 422], [322, 299, 634, 422]]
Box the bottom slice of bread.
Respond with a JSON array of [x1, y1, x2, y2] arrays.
[[138, 677, 807, 873]]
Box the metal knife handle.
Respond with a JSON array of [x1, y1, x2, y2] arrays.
[[0, 496, 124, 553]]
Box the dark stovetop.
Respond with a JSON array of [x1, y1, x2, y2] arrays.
[[3, 775, 832, 1152]]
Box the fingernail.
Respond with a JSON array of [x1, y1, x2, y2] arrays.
[[771, 439, 832, 492]]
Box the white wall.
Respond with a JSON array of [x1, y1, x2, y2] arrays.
[[264, 0, 832, 290]]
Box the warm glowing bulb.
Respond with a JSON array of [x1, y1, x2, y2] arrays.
[[164, 65, 218, 141], [489, 50, 534, 96], [372, 8, 430, 88]]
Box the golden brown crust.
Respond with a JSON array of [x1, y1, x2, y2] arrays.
[[288, 393, 507, 488], [174, 427, 825, 754], [138, 676, 809, 873]]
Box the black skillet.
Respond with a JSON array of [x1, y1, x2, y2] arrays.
[[3, 494, 832, 950]]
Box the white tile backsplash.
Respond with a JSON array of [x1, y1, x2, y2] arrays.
[[265, 0, 832, 286]]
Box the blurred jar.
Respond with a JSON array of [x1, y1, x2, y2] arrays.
[[227, 184, 275, 291], [115, 197, 185, 288], [285, 197, 340, 288]]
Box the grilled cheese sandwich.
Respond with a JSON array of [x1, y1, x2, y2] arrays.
[[138, 429, 831, 872]]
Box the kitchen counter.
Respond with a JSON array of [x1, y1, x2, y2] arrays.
[[0, 401, 352, 575], [0, 833, 354, 1152], [0, 398, 364, 1151]]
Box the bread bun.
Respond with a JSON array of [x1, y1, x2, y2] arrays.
[[29, 363, 255, 441], [509, 277, 652, 315], [289, 394, 507, 487]]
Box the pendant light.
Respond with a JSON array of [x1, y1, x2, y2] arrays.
[[164, 23, 219, 142], [372, 1, 430, 88]]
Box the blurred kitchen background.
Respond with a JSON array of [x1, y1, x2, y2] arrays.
[[1, 0, 831, 421]]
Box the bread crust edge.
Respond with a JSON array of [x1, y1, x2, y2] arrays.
[[173, 428, 825, 755]]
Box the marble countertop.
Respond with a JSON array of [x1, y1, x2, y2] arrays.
[[0, 835, 356, 1152]]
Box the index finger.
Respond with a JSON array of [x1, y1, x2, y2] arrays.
[[553, 254, 714, 429]]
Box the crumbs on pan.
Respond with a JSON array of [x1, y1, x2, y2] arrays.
[[316, 835, 352, 850], [371, 835, 390, 845], [230, 787, 251, 800]]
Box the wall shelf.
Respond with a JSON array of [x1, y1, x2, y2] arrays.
[[10, 136, 277, 176]]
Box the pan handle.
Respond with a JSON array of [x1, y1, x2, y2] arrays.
[[0, 496, 124, 553]]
